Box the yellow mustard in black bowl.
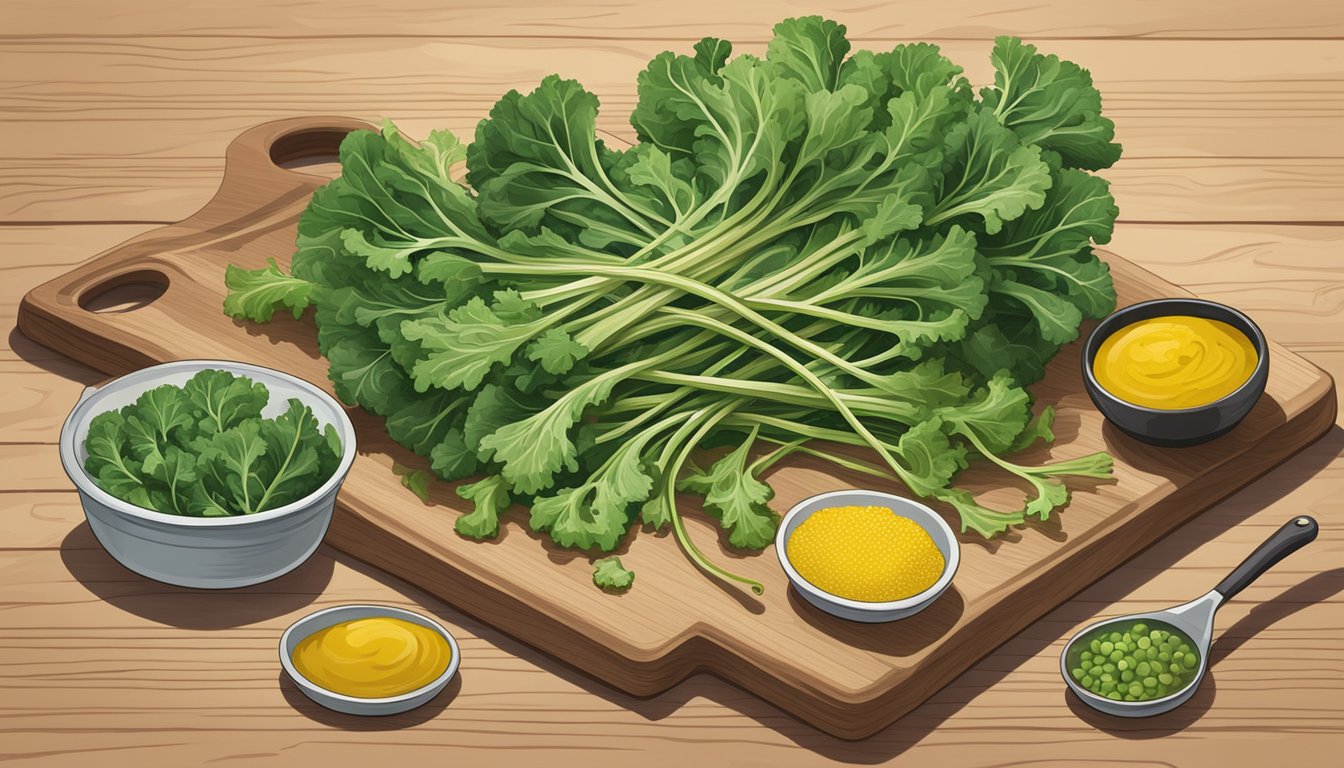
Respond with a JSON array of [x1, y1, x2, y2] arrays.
[[1093, 315, 1258, 410], [1082, 298, 1268, 447]]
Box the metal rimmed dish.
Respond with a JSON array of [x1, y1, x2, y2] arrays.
[[775, 489, 959, 623], [280, 604, 461, 716]]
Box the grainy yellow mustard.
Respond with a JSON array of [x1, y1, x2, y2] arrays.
[[787, 505, 945, 602]]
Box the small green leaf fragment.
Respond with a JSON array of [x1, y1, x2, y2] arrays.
[[223, 258, 313, 323], [393, 462, 433, 502], [592, 556, 635, 591], [455, 474, 511, 540]]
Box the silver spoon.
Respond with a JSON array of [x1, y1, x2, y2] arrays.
[[1062, 515, 1319, 717]]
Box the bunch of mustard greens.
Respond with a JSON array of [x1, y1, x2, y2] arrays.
[[224, 17, 1119, 594]]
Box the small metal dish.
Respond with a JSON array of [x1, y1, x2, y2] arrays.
[[1081, 298, 1268, 447], [280, 604, 460, 716], [776, 490, 959, 623]]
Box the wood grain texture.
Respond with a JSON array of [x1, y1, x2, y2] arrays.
[[15, 118, 1336, 739], [5, 0, 1343, 39], [0, 39, 1340, 223]]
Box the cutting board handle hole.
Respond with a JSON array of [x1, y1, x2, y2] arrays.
[[78, 270, 168, 314], [269, 128, 350, 180]]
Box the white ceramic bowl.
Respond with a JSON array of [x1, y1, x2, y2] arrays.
[[280, 604, 461, 716], [775, 490, 960, 623], [58, 360, 356, 589]]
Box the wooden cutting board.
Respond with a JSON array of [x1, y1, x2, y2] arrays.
[[19, 117, 1336, 740]]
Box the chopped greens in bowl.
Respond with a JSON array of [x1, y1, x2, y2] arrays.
[[83, 369, 343, 516]]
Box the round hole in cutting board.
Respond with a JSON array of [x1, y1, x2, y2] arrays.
[[269, 128, 349, 180], [79, 270, 167, 314]]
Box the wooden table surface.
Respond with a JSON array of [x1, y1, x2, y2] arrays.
[[3, 1, 1342, 765]]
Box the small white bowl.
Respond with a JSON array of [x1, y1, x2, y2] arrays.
[[280, 604, 461, 716], [58, 359, 356, 589], [776, 490, 960, 623]]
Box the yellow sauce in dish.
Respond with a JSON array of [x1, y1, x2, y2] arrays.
[[292, 617, 450, 698], [786, 505, 945, 602], [1093, 316, 1257, 410]]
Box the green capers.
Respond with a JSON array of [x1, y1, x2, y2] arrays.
[[1067, 620, 1201, 702]]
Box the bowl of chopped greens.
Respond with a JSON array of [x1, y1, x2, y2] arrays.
[[58, 360, 356, 589]]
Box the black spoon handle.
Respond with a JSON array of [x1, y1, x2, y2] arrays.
[[1213, 516, 1319, 601]]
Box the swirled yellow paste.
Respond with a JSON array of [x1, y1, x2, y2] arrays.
[[293, 617, 450, 698], [1094, 316, 1257, 410]]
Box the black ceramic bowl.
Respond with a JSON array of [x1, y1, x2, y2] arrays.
[[1082, 298, 1268, 447]]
